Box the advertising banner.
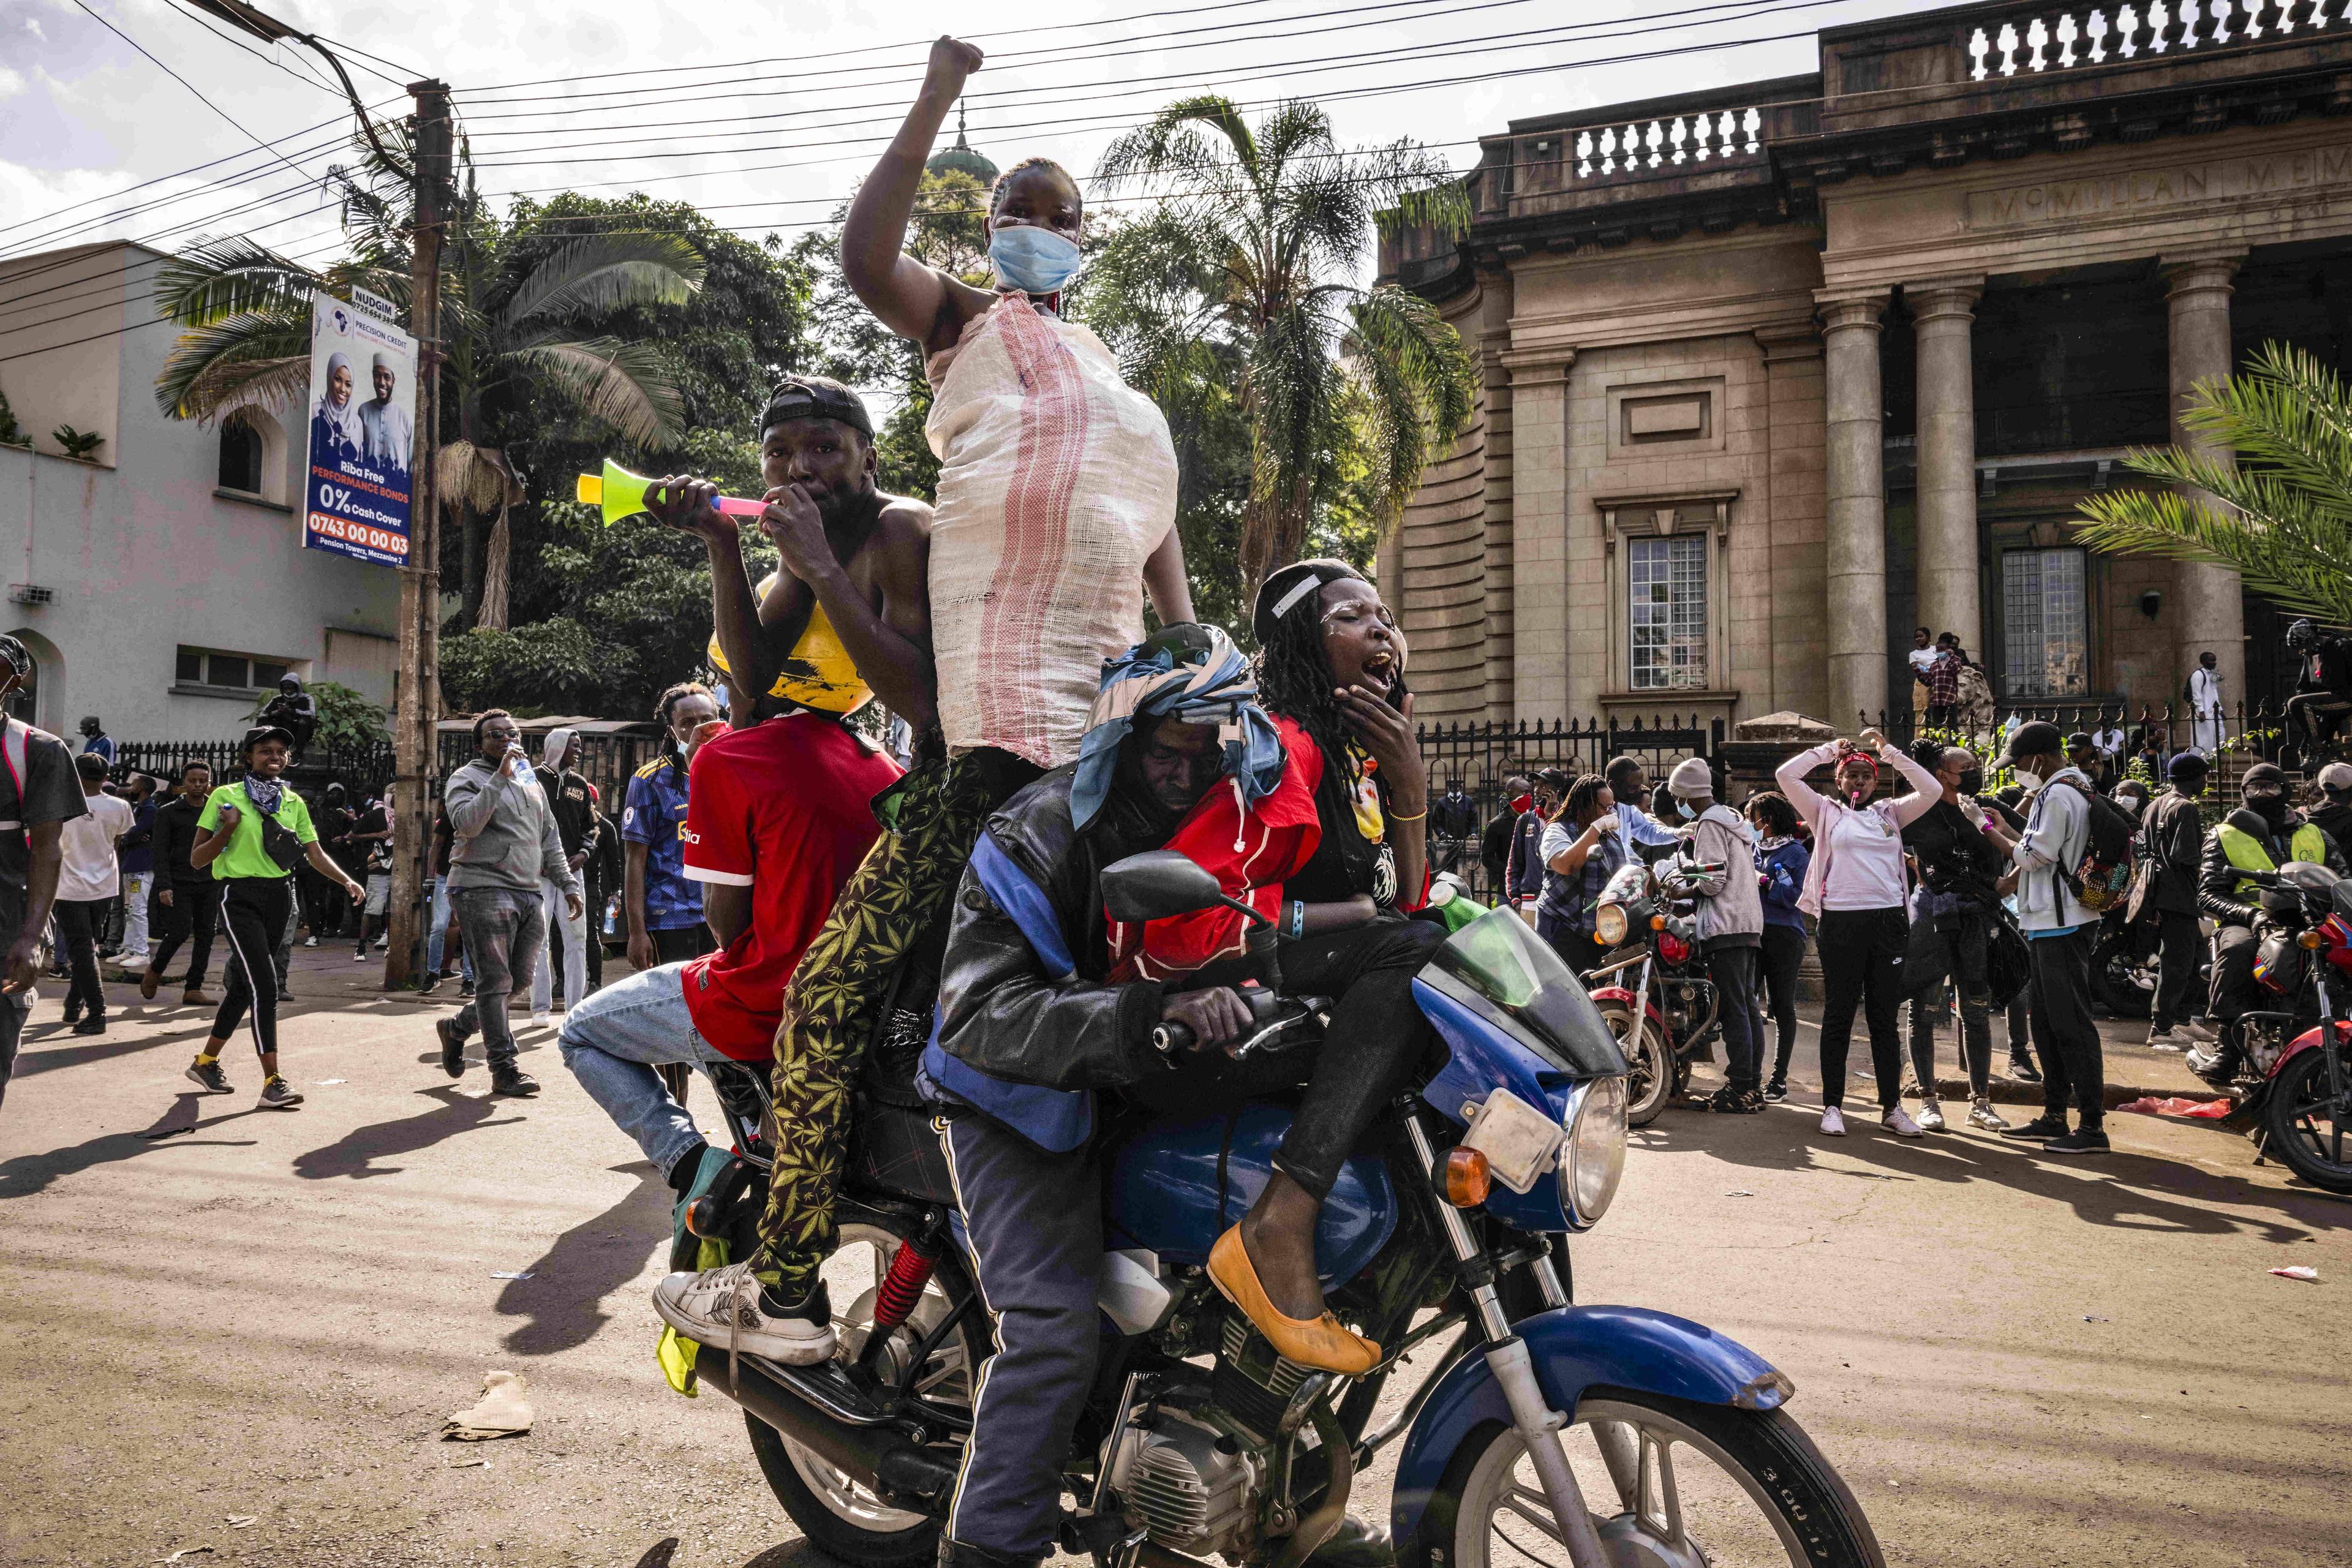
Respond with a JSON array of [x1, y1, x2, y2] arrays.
[[303, 292, 415, 567]]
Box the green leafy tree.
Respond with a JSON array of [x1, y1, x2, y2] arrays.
[[152, 126, 707, 631], [2075, 342, 2352, 626], [1095, 97, 1476, 597]]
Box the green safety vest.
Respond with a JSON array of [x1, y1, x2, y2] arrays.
[[2215, 820, 2329, 900]]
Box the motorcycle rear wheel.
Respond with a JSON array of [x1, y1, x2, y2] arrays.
[[2263, 1049, 2352, 1194], [1408, 1390, 1885, 1568], [1596, 1001, 1674, 1128], [744, 1219, 987, 1568]]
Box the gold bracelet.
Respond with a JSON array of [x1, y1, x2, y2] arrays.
[[1389, 806, 1428, 822]]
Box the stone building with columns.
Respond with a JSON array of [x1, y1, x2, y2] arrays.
[[1378, 0, 2352, 737]]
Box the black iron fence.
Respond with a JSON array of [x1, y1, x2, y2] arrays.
[[1866, 697, 2288, 764], [107, 739, 397, 797], [1412, 714, 1725, 903]]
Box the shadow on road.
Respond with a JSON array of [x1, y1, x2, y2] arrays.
[[736, 1542, 841, 1568], [292, 1085, 526, 1181], [1639, 1104, 2348, 1243], [494, 1161, 673, 1356], [0, 1092, 263, 1199], [12, 1020, 224, 1079]]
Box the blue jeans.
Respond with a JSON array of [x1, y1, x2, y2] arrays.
[[424, 877, 472, 981], [557, 959, 733, 1178]]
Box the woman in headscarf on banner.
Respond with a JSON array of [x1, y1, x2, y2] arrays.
[[311, 352, 364, 464]]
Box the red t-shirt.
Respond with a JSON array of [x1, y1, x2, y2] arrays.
[[678, 714, 903, 1060]]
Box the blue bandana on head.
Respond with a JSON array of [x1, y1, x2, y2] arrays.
[[1069, 625, 1286, 833]]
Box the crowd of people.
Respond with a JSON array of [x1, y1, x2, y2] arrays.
[[2, 37, 2347, 1568]]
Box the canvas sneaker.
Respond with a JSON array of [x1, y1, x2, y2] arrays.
[[652, 1262, 836, 1365]]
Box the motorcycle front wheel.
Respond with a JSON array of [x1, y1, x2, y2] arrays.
[[2263, 1048, 2352, 1194], [1409, 1390, 1885, 1568], [1595, 1001, 1674, 1128]]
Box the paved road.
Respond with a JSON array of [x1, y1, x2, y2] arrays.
[[3, 950, 2347, 1567]]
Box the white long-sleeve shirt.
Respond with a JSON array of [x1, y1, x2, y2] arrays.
[[1773, 741, 1942, 913]]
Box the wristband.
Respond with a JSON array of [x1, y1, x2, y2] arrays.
[[1287, 900, 1305, 941]]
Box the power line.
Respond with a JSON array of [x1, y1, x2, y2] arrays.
[[65, 0, 324, 190], [311, 32, 428, 88]]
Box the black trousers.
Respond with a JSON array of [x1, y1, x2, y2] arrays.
[[55, 897, 108, 1020], [1815, 906, 1907, 1110], [149, 877, 220, 989], [1905, 911, 1992, 1098], [2152, 910, 2202, 1030], [1757, 922, 1806, 1083], [213, 876, 291, 1058], [1706, 942, 1766, 1093], [2028, 926, 2104, 1126], [650, 924, 716, 965], [1126, 918, 1446, 1201]]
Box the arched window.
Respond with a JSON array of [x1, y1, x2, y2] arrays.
[[218, 421, 263, 494]]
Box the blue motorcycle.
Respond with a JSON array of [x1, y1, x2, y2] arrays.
[[667, 851, 1883, 1568]]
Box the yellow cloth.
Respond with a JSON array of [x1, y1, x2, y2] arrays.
[[1346, 744, 1386, 844], [706, 571, 872, 715]]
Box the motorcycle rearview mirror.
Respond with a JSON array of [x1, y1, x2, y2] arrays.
[[1101, 850, 1269, 927]]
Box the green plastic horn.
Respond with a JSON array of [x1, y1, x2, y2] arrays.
[[575, 458, 766, 527]]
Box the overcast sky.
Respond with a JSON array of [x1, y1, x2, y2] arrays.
[[2, 0, 1920, 409]]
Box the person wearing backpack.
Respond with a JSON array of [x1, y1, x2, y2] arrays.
[[1997, 722, 2108, 1153]]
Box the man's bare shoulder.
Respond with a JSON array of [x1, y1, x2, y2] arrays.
[[872, 491, 933, 541]]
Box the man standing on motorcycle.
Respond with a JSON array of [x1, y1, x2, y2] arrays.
[[2188, 762, 2348, 1086], [1664, 758, 1770, 1115], [919, 626, 1428, 1568]]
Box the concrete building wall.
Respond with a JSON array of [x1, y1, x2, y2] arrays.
[[0, 242, 402, 741]]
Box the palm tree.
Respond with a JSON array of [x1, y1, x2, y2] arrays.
[[2075, 342, 2352, 627], [1096, 97, 1476, 598], [155, 128, 706, 628]]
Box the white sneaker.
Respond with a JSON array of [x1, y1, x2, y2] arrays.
[[1819, 1106, 1846, 1137], [1882, 1107, 1924, 1138], [530, 1011, 551, 1029], [1968, 1096, 2010, 1131], [1915, 1097, 1946, 1132], [303, 937, 318, 948], [652, 1261, 835, 1365]]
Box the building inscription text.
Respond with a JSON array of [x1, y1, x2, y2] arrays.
[[1968, 144, 2352, 228]]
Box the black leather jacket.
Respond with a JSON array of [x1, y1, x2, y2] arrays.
[[151, 794, 207, 883], [933, 765, 1183, 1095], [2196, 807, 2348, 927]]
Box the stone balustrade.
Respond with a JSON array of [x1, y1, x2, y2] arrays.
[[1964, 0, 2347, 81]]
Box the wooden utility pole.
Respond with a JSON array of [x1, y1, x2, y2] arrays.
[[386, 79, 451, 990]]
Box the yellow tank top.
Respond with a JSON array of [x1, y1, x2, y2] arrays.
[[706, 572, 872, 715]]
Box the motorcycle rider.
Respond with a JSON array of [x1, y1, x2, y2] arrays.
[[2283, 618, 2352, 763], [1665, 758, 1768, 1115], [2187, 762, 2348, 1085], [2307, 761, 2352, 845], [921, 627, 1426, 1568], [2140, 752, 2217, 1050]]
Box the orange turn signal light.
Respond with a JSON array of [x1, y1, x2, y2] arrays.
[[2299, 929, 2328, 950], [1442, 1147, 1492, 1208], [1649, 913, 1666, 931]]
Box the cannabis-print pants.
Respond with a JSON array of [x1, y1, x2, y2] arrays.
[[752, 746, 1042, 1294]]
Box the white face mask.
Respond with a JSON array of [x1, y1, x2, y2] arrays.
[[2016, 763, 2045, 793]]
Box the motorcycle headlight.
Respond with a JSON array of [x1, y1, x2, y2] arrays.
[[1564, 1075, 1627, 1227], [1593, 904, 1627, 947]]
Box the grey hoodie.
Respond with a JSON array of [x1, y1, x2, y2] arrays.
[[443, 755, 580, 897], [1680, 802, 1762, 949]]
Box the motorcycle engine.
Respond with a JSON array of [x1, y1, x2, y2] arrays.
[[1105, 1407, 1260, 1561]]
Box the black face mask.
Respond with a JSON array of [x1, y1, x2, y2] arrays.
[[2248, 794, 2289, 829], [1958, 770, 1983, 795]]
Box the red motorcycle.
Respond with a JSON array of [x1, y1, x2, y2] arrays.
[[1581, 859, 1723, 1128], [2217, 863, 2352, 1194]]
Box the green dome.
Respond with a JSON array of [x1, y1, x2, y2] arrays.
[[927, 108, 997, 185]]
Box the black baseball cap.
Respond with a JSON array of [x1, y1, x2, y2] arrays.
[[2004, 721, 2064, 762], [241, 723, 296, 753], [759, 375, 872, 439]]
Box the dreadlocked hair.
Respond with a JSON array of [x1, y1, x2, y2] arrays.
[[988, 157, 1080, 221], [1558, 774, 1609, 826], [1254, 584, 1392, 796], [655, 681, 715, 771]]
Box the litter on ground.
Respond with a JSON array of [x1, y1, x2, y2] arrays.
[[2114, 1095, 2234, 1119], [444, 1370, 534, 1440], [2269, 1265, 2320, 1283]]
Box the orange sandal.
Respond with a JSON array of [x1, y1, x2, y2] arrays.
[[1207, 1226, 1381, 1376]]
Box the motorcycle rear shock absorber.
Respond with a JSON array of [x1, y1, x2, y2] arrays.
[[854, 1235, 941, 1376]]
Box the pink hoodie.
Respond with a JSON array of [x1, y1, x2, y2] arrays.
[[1773, 741, 1941, 916]]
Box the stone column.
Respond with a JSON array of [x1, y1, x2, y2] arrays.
[[1819, 290, 1890, 731], [2162, 252, 2246, 724], [1912, 279, 1983, 653]]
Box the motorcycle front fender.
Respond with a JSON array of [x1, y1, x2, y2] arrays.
[[1387, 1305, 1789, 1546], [2272, 1019, 2350, 1077], [1585, 985, 1664, 1031]]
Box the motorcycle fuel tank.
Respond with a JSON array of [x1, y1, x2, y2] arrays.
[[1107, 1105, 1396, 1286]]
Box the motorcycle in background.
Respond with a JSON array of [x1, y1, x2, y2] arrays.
[[1581, 859, 1725, 1128], [662, 851, 1885, 1568], [2196, 863, 2352, 1194]]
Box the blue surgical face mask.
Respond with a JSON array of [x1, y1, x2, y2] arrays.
[[1675, 799, 1697, 820], [989, 224, 1082, 295]]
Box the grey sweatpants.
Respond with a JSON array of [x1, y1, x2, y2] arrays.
[[451, 886, 545, 1069], [940, 1110, 1105, 1559]]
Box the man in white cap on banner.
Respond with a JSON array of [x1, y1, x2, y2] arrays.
[[359, 352, 413, 474]]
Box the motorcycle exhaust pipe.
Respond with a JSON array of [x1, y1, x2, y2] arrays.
[[692, 1343, 959, 1513]]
